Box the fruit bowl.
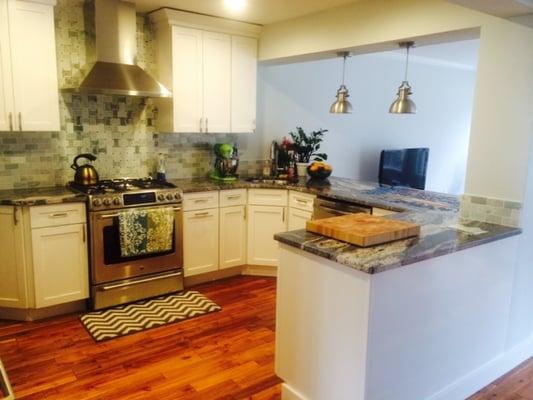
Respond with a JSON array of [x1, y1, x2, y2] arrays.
[[307, 161, 332, 180]]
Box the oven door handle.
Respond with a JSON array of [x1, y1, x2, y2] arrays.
[[100, 271, 183, 291], [98, 207, 182, 219], [0, 359, 15, 400]]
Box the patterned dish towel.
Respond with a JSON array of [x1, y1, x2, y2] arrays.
[[118, 207, 174, 257]]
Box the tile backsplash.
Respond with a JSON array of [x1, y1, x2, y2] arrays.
[[0, 0, 261, 190], [460, 195, 522, 227]]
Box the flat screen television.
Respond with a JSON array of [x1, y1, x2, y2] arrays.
[[378, 148, 429, 190]]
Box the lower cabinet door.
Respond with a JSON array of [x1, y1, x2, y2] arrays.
[[247, 205, 287, 266], [31, 223, 89, 308], [183, 208, 219, 276], [0, 206, 27, 309], [219, 205, 246, 269], [288, 207, 313, 231]]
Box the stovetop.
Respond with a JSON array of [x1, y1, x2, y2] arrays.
[[69, 178, 183, 211], [69, 178, 176, 195]]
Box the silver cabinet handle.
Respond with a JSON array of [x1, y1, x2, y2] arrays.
[[18, 112, 22, 131], [99, 207, 181, 219], [8, 112, 13, 131], [101, 271, 183, 291], [13, 206, 18, 225], [199, 117, 203, 133], [0, 359, 14, 400], [194, 211, 210, 217], [296, 199, 308, 204], [282, 207, 286, 222], [243, 206, 247, 220], [50, 212, 68, 218], [226, 195, 241, 200], [194, 198, 209, 203], [82, 224, 86, 243]]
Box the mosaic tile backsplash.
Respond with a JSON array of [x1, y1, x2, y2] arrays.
[[460, 195, 522, 228], [0, 0, 261, 190]]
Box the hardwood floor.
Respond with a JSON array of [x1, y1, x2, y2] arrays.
[[1, 275, 532, 399], [0, 276, 281, 400]]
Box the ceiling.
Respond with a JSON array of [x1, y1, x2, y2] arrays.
[[446, 0, 533, 17], [132, 0, 359, 25], [389, 39, 480, 70]]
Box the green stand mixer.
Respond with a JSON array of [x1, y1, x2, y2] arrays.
[[210, 143, 239, 181]]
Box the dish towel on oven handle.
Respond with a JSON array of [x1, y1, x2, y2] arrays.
[[118, 207, 175, 257]]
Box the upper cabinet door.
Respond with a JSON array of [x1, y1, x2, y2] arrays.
[[202, 31, 231, 133], [8, 0, 59, 131], [171, 26, 203, 133], [231, 36, 257, 133], [0, 0, 14, 132]]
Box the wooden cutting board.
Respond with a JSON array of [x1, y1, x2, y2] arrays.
[[306, 213, 420, 247]]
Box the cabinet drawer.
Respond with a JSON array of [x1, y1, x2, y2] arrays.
[[220, 189, 247, 207], [183, 191, 219, 211], [30, 203, 86, 228], [248, 189, 287, 206], [289, 191, 315, 212]]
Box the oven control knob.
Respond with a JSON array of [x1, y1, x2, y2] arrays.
[[166, 193, 174, 201], [174, 192, 181, 200], [103, 198, 112, 206], [92, 198, 102, 207], [113, 197, 121, 206], [157, 193, 165, 201]]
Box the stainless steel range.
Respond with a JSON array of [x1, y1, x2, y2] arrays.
[[69, 178, 184, 310]]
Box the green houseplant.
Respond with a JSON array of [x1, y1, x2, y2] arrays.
[[289, 127, 328, 179]]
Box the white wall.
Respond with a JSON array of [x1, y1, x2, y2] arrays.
[[256, 47, 477, 194]]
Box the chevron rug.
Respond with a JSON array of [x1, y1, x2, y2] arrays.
[[80, 291, 221, 342]]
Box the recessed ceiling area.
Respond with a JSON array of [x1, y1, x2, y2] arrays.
[[132, 0, 359, 25], [446, 0, 533, 17]]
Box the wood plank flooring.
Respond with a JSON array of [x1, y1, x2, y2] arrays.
[[1, 275, 532, 399], [0, 276, 281, 400]]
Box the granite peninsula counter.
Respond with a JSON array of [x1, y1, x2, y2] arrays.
[[265, 178, 523, 400]]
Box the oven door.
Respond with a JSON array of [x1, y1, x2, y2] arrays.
[[90, 205, 183, 284]]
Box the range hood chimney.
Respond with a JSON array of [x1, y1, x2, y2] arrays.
[[65, 0, 171, 98]]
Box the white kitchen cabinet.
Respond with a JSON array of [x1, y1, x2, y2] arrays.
[[202, 31, 231, 133], [151, 9, 260, 133], [0, 0, 59, 132], [183, 208, 219, 276], [31, 223, 88, 308], [168, 26, 203, 133], [288, 207, 313, 231], [247, 204, 287, 266], [231, 35, 257, 133], [219, 205, 247, 269], [0, 206, 27, 308]]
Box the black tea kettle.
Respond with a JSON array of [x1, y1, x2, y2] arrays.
[[71, 154, 99, 185]]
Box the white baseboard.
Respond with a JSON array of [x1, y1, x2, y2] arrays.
[[242, 264, 278, 277], [428, 334, 533, 400], [282, 383, 308, 400]]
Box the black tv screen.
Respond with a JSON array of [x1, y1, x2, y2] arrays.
[[378, 148, 429, 190]]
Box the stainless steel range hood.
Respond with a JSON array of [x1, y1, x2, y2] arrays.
[[64, 0, 171, 98]]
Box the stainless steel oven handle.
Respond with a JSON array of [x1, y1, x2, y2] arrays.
[[99, 207, 182, 219], [101, 271, 183, 291], [0, 359, 15, 400]]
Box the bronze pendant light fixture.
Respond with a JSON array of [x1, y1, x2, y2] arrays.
[[330, 51, 353, 114], [389, 41, 417, 114]]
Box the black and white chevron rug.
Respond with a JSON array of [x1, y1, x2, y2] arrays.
[[80, 291, 221, 342]]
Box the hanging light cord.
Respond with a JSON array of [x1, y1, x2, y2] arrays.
[[404, 44, 410, 82], [341, 54, 347, 85]]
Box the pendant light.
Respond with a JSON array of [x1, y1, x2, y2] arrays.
[[330, 52, 353, 114], [389, 41, 417, 114]]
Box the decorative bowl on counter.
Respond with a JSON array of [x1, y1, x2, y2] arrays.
[[307, 161, 332, 180]]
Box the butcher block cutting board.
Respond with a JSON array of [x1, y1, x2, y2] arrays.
[[306, 214, 420, 247]]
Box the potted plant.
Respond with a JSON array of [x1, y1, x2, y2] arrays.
[[289, 127, 328, 178]]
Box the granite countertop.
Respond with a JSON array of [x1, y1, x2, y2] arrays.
[[0, 186, 86, 206], [0, 177, 520, 275]]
